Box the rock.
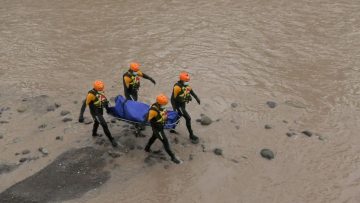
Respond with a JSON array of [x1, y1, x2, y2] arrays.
[[73, 101, 78, 104], [283, 120, 288, 124], [22, 149, 30, 155], [201, 144, 206, 152], [286, 132, 293, 137], [213, 148, 223, 156], [15, 152, 20, 156], [0, 163, 18, 174], [0, 120, 9, 124], [38, 124, 47, 129], [46, 105, 56, 112], [0, 134, 3, 139], [231, 159, 239, 163], [55, 136, 63, 141], [19, 157, 28, 163], [231, 103, 238, 108], [108, 150, 121, 158], [235, 125, 240, 130], [62, 117, 73, 122], [266, 101, 277, 108], [318, 135, 326, 141], [302, 130, 313, 137], [17, 106, 27, 113], [38, 147, 49, 155], [54, 103, 61, 108], [264, 124, 272, 129], [200, 115, 212, 126], [285, 100, 306, 108], [83, 117, 93, 124], [241, 155, 248, 159], [195, 119, 202, 123], [260, 149, 274, 160], [60, 110, 70, 116], [189, 154, 194, 161]]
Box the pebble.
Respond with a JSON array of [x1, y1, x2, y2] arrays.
[[318, 135, 326, 141], [108, 150, 121, 158], [0, 134, 3, 139], [231, 159, 239, 163], [266, 101, 277, 108], [283, 120, 288, 124], [54, 103, 61, 108], [0, 120, 9, 124], [189, 154, 194, 161], [231, 103, 238, 108], [62, 117, 73, 122], [60, 110, 70, 116], [235, 125, 240, 130], [286, 132, 293, 137], [19, 157, 28, 163], [47, 105, 56, 112], [38, 124, 47, 129], [213, 148, 223, 156], [200, 115, 212, 126], [73, 101, 78, 104], [260, 149, 274, 160], [302, 130, 313, 137], [38, 147, 49, 155], [17, 106, 27, 113], [55, 136, 63, 141], [201, 144, 206, 152], [264, 124, 272, 129], [22, 149, 30, 155], [15, 152, 20, 156]]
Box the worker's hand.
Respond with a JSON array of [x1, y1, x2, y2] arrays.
[[150, 78, 156, 85], [196, 98, 201, 105]]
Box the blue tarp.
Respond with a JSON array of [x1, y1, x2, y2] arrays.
[[108, 95, 179, 129]]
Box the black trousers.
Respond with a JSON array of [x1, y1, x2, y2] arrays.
[[145, 126, 175, 159], [124, 88, 138, 101], [171, 101, 193, 136], [91, 112, 114, 142]]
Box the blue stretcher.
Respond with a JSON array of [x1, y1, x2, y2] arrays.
[[107, 95, 180, 129]]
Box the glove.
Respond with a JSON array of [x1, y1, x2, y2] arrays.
[[150, 78, 156, 85]]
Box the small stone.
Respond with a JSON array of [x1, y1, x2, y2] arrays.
[[17, 106, 27, 113], [46, 105, 55, 112], [73, 101, 78, 104], [19, 157, 28, 163], [235, 125, 240, 130], [108, 150, 121, 158], [266, 101, 277, 108], [0, 134, 3, 139], [60, 110, 70, 116], [54, 103, 61, 108], [286, 132, 293, 137], [215, 118, 221, 122], [84, 117, 93, 124], [241, 155, 248, 159], [318, 135, 326, 141], [260, 149, 274, 160], [38, 124, 47, 129], [15, 152, 20, 156], [62, 117, 73, 122], [231, 159, 239, 163], [264, 124, 272, 129], [201, 144, 206, 152], [231, 103, 238, 108], [0, 120, 9, 124], [283, 120, 288, 124], [38, 147, 49, 155], [302, 130, 313, 137], [22, 149, 30, 155], [55, 136, 63, 141], [200, 115, 212, 126], [189, 154, 194, 161], [213, 148, 223, 156], [195, 119, 202, 123]]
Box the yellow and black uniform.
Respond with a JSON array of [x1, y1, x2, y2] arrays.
[[171, 81, 201, 143], [123, 70, 156, 101], [145, 103, 179, 163], [84, 89, 117, 147]]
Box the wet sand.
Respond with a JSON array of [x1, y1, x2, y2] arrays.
[[1, 0, 360, 202]]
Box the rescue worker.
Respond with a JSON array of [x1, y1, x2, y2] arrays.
[[123, 62, 156, 101], [145, 94, 181, 164], [84, 80, 118, 147], [171, 72, 201, 144]]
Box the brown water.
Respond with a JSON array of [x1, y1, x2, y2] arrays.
[[1, 0, 360, 202]]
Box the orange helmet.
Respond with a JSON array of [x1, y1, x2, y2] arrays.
[[130, 62, 140, 72], [179, 72, 190, 82], [93, 80, 105, 91], [156, 94, 168, 105]]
